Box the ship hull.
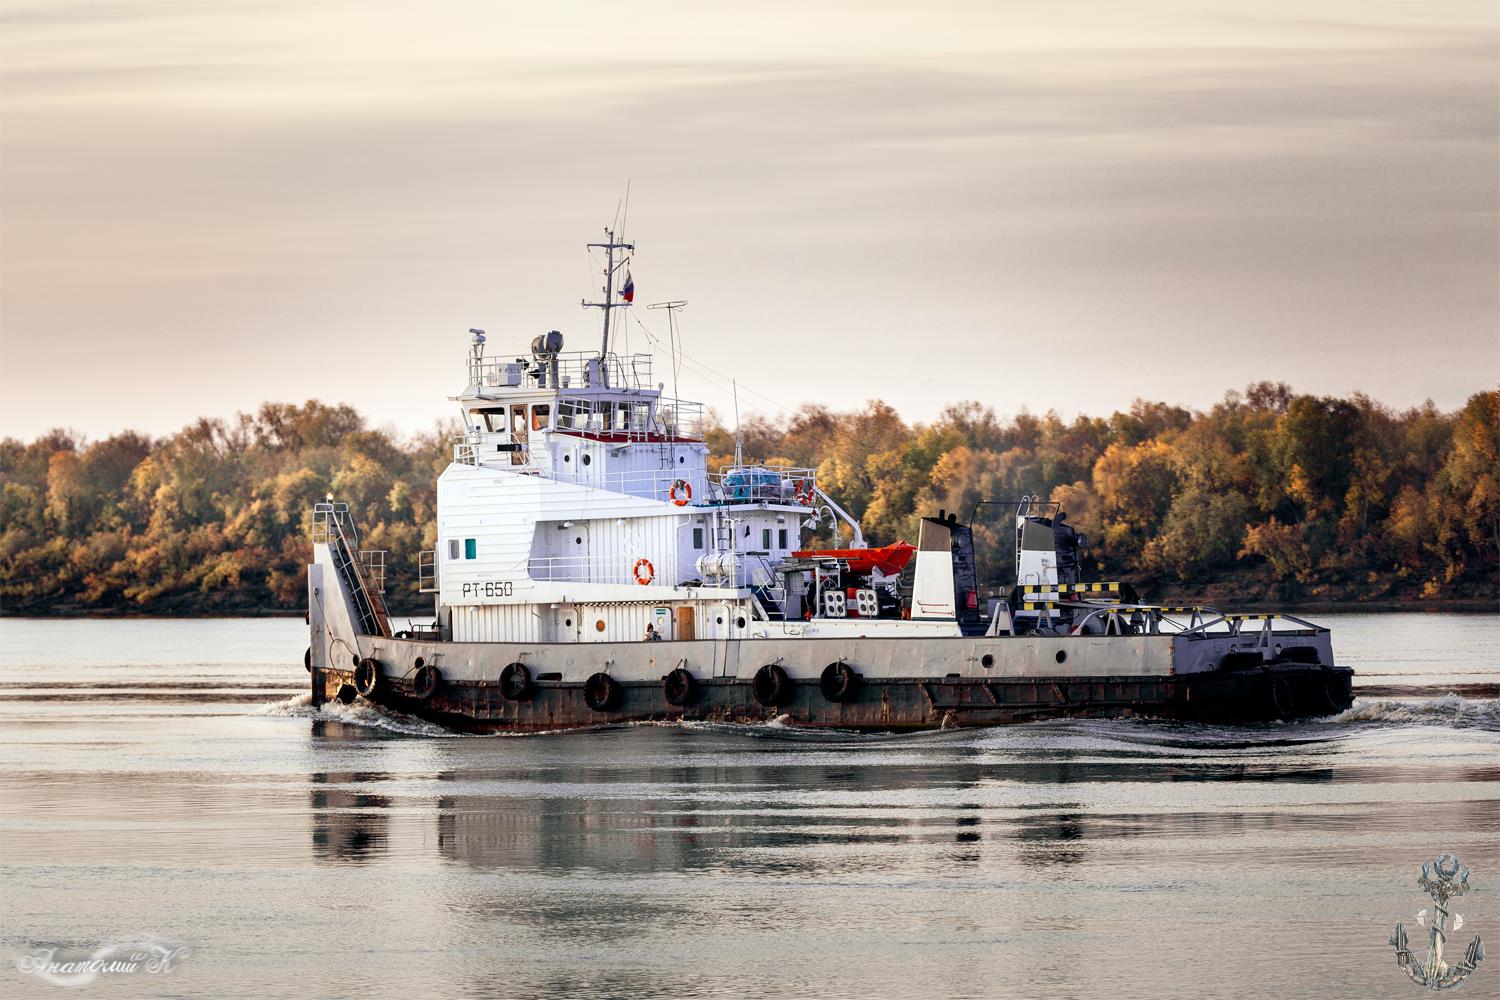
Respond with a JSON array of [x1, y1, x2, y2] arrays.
[[309, 637, 1354, 732]]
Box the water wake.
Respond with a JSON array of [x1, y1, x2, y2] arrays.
[[1329, 693, 1500, 730], [250, 693, 459, 737]]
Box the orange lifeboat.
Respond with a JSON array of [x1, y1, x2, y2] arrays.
[[791, 541, 915, 576]]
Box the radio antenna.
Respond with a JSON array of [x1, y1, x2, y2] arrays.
[[646, 300, 687, 403]]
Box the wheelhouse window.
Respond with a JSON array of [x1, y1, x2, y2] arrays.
[[473, 407, 505, 432], [557, 399, 594, 431], [531, 404, 551, 431]]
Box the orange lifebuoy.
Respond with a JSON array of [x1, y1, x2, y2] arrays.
[[669, 479, 692, 506], [633, 558, 655, 585]]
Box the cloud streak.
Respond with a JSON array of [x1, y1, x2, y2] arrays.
[[1, 2, 1495, 437]]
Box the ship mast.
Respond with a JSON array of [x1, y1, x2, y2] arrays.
[[582, 227, 634, 387]]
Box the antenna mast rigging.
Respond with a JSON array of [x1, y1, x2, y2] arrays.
[[582, 227, 634, 387]]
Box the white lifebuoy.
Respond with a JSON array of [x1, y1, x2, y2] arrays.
[[633, 558, 655, 585], [669, 479, 692, 506]]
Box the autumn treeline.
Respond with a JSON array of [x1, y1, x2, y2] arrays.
[[1, 387, 1496, 614]]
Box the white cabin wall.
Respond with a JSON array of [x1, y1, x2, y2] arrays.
[[451, 604, 543, 643]]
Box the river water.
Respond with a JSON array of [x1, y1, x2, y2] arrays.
[[1, 613, 1496, 999]]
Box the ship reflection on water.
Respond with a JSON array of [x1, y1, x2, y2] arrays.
[[292, 719, 1490, 998], [305, 733, 1351, 877]]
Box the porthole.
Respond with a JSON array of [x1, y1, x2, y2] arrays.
[[716, 617, 724, 625], [735, 616, 746, 629], [565, 619, 573, 627], [595, 620, 606, 632], [582, 454, 592, 465], [679, 456, 685, 464], [981, 653, 995, 668], [564, 454, 572, 463], [575, 537, 583, 545], [1055, 650, 1067, 664]]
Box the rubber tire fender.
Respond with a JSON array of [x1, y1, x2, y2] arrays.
[[1268, 673, 1295, 720], [304, 646, 313, 673], [412, 664, 441, 700], [819, 661, 859, 703], [584, 672, 623, 712], [500, 662, 533, 701], [752, 664, 793, 707], [354, 657, 382, 697], [1319, 669, 1347, 715], [664, 667, 697, 707]]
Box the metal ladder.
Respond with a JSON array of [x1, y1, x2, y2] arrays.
[[312, 502, 392, 638]]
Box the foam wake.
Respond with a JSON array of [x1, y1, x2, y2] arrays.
[[1329, 693, 1500, 730], [250, 692, 460, 737]]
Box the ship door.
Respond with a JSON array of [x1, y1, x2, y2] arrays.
[[509, 404, 528, 465], [710, 604, 732, 640], [675, 606, 695, 641], [566, 524, 591, 581], [552, 607, 580, 642]]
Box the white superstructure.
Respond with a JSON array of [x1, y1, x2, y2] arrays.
[[427, 230, 931, 647]]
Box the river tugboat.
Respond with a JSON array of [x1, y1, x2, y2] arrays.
[[304, 228, 1354, 731]]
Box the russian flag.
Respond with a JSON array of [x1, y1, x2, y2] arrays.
[[619, 271, 635, 303]]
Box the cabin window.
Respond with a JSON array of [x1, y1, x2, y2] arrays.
[[762, 528, 771, 549], [558, 399, 592, 430], [531, 404, 550, 431], [633, 402, 652, 433], [692, 528, 704, 549], [464, 538, 477, 560], [474, 407, 505, 432], [778, 528, 788, 549], [448, 540, 460, 560]]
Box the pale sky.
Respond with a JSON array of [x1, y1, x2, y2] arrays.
[[2, 1, 1496, 439]]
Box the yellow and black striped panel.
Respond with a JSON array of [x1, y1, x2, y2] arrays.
[[1019, 601, 1058, 611], [1104, 605, 1206, 614], [1019, 581, 1121, 595], [1225, 613, 1279, 621]]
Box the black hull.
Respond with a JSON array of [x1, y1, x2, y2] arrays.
[[313, 663, 1355, 733]]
